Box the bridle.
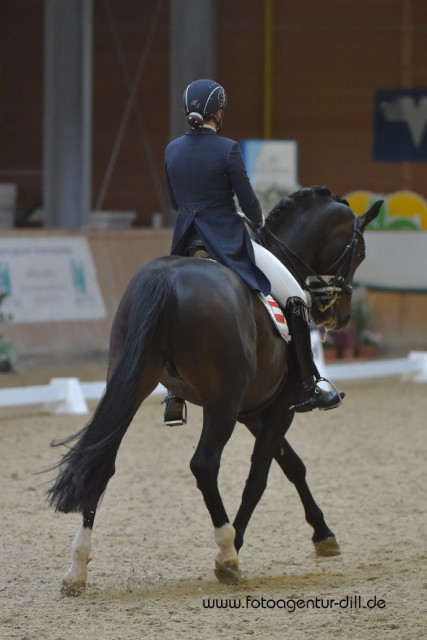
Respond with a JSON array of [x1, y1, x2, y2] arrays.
[[261, 214, 365, 315]]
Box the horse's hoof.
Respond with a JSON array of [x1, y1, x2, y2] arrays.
[[313, 535, 341, 557], [214, 559, 241, 585], [60, 579, 86, 597]]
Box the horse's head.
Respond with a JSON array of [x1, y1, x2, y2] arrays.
[[263, 186, 382, 330]]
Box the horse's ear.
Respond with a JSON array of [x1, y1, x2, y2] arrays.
[[357, 200, 383, 231]]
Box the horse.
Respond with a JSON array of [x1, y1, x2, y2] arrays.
[[46, 186, 382, 593]]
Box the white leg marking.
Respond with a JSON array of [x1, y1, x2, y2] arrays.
[[63, 525, 92, 586], [214, 523, 238, 564]]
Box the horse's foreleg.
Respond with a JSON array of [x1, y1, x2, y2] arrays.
[[61, 509, 96, 596], [233, 398, 290, 557], [274, 438, 340, 556], [241, 415, 340, 557], [190, 407, 240, 585]]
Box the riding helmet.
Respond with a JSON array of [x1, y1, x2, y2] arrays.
[[183, 79, 227, 129]]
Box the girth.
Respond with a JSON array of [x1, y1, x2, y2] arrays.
[[237, 369, 288, 420]]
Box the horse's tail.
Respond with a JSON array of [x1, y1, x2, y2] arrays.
[[46, 262, 175, 515]]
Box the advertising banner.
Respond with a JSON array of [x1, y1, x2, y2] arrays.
[[373, 88, 427, 162], [0, 237, 106, 323], [345, 190, 427, 292], [241, 139, 298, 191]]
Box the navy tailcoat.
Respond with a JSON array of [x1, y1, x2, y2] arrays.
[[164, 128, 271, 295]]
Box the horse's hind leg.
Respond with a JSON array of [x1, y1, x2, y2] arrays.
[[61, 509, 96, 596]]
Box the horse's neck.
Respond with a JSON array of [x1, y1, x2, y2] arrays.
[[266, 214, 322, 275]]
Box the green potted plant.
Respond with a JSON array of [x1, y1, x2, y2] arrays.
[[0, 291, 14, 372], [321, 288, 382, 360], [350, 288, 382, 358]]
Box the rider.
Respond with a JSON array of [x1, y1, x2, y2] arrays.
[[162, 79, 344, 425]]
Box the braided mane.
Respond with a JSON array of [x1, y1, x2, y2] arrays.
[[265, 186, 349, 233]]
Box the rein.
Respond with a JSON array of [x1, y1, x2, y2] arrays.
[[260, 215, 364, 314]]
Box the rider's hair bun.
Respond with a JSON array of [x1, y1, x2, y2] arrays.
[[186, 112, 204, 129]]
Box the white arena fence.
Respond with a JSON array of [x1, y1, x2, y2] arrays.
[[0, 337, 426, 415], [0, 378, 167, 415]]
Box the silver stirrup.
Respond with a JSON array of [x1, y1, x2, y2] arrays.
[[316, 376, 343, 406]]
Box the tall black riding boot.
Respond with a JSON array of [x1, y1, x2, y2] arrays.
[[162, 391, 187, 426], [285, 297, 345, 413]]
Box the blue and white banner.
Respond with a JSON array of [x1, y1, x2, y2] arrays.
[[373, 88, 427, 161]]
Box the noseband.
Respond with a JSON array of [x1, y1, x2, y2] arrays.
[[262, 215, 365, 315], [306, 216, 365, 313]]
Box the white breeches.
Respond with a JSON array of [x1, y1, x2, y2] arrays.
[[251, 240, 308, 308]]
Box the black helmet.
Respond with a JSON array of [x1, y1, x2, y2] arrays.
[[183, 79, 227, 130]]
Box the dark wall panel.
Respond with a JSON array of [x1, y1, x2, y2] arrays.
[[0, 1, 44, 213], [1, 1, 427, 227]]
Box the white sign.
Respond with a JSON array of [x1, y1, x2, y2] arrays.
[[0, 237, 106, 322], [241, 139, 298, 190]]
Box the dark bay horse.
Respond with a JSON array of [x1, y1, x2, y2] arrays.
[[47, 186, 381, 592]]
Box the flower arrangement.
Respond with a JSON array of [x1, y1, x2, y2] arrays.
[[321, 287, 382, 359], [350, 289, 382, 353], [359, 328, 383, 349]]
